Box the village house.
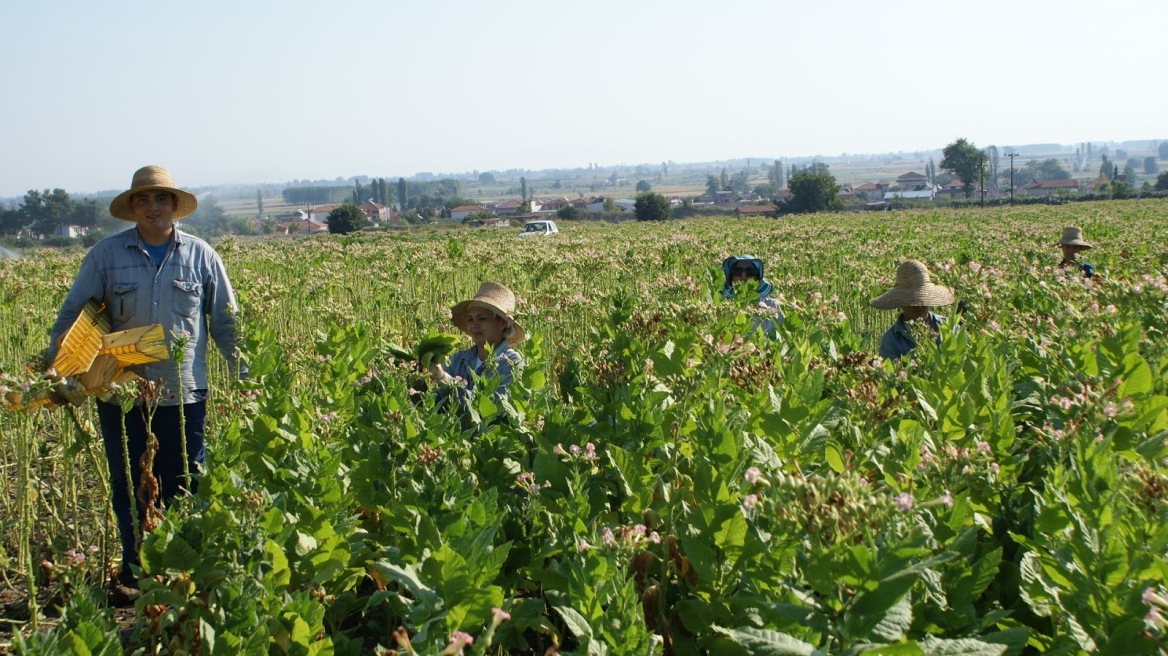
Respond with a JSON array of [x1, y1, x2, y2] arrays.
[[896, 171, 928, 189], [358, 201, 390, 222], [936, 179, 969, 199], [1020, 179, 1081, 196], [538, 198, 571, 212], [491, 199, 523, 216], [884, 171, 937, 200], [450, 205, 489, 221], [853, 181, 888, 200], [277, 218, 328, 235], [735, 204, 776, 217], [568, 196, 607, 213]]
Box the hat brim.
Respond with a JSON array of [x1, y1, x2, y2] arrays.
[[109, 187, 198, 222], [451, 300, 525, 346], [869, 284, 954, 310], [1057, 240, 1092, 248]]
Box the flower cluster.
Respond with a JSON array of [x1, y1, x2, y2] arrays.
[[1144, 586, 1168, 633], [553, 442, 597, 461], [600, 523, 661, 549]]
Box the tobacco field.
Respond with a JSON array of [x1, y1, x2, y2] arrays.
[[2, 202, 1168, 655]]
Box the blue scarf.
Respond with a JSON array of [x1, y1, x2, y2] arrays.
[[722, 254, 773, 301]]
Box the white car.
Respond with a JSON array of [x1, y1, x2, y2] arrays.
[[517, 220, 559, 238]]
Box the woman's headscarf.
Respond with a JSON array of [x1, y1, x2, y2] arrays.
[[722, 255, 773, 301]]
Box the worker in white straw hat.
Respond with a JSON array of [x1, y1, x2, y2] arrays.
[[1056, 226, 1095, 279], [429, 282, 525, 407], [47, 165, 245, 598], [869, 260, 954, 360]]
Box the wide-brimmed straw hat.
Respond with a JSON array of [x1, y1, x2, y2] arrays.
[[108, 165, 198, 221], [869, 260, 955, 310], [451, 282, 526, 345], [1056, 226, 1092, 249]]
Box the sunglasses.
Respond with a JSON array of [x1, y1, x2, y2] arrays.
[[731, 266, 759, 276]]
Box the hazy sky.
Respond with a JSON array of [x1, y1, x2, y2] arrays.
[[3, 0, 1165, 197]]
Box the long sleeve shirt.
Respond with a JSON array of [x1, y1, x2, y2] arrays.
[[878, 312, 945, 361], [48, 227, 244, 405], [440, 342, 523, 395]]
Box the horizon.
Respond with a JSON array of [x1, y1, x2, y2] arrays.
[[3, 0, 1165, 198]]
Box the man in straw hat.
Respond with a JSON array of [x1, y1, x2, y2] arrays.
[[429, 282, 525, 406], [47, 165, 245, 595], [869, 260, 954, 360], [1056, 226, 1095, 279]]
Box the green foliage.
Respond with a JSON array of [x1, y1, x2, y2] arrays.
[[707, 174, 721, 196], [783, 171, 843, 214], [1155, 172, 1168, 191], [557, 204, 581, 220], [940, 138, 988, 197], [4, 207, 1168, 653], [281, 185, 354, 205], [326, 203, 368, 235], [636, 179, 652, 193], [14, 188, 99, 236], [634, 192, 671, 221]]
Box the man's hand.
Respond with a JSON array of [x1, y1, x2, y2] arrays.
[[428, 362, 451, 385], [55, 377, 88, 406]]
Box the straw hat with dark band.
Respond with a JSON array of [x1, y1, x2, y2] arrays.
[[869, 260, 955, 310], [1057, 226, 1092, 249], [451, 282, 526, 345], [108, 165, 198, 221]]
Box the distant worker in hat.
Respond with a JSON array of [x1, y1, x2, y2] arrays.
[[47, 165, 245, 595], [869, 260, 955, 360], [722, 255, 783, 335], [429, 282, 525, 407], [1057, 226, 1095, 279]]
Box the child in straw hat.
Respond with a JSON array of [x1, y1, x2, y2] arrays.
[[722, 255, 783, 335], [869, 260, 954, 360], [1056, 226, 1095, 279], [429, 282, 525, 406]]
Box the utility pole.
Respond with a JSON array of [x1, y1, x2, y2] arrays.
[[1006, 152, 1018, 205], [980, 161, 986, 208]]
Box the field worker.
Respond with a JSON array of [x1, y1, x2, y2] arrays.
[[869, 260, 954, 360], [429, 282, 525, 407], [722, 255, 783, 335], [47, 165, 245, 594], [1057, 226, 1095, 279]]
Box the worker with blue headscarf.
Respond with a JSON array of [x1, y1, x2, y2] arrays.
[[722, 254, 783, 335]]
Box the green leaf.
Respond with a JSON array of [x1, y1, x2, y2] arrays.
[[714, 511, 749, 567], [680, 533, 718, 582], [918, 637, 1006, 656], [553, 605, 594, 643], [1120, 353, 1152, 396], [855, 643, 923, 655], [264, 539, 291, 587], [710, 626, 824, 655], [869, 594, 912, 641], [824, 442, 845, 474], [162, 536, 200, 574]]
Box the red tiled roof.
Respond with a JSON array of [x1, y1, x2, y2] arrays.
[[451, 205, 486, 212], [1022, 179, 1079, 189], [736, 204, 775, 214], [898, 171, 926, 180]]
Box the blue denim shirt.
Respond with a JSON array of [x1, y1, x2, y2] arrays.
[[440, 342, 523, 397], [1060, 260, 1095, 278], [878, 312, 945, 361], [48, 226, 244, 405]]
